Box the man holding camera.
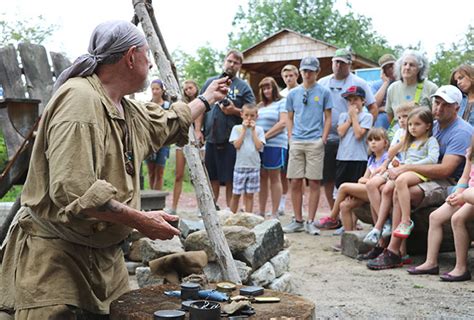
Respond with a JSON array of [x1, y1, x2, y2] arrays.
[[197, 49, 255, 209]]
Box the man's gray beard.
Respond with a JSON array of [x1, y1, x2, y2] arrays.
[[137, 78, 150, 93]]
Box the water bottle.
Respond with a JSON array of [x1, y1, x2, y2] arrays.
[[0, 86, 4, 99]]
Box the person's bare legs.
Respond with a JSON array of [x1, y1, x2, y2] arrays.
[[225, 181, 233, 208], [291, 178, 304, 221], [415, 202, 459, 270], [307, 179, 320, 222], [395, 172, 422, 225], [172, 149, 185, 212], [324, 180, 335, 210], [147, 162, 157, 189], [211, 180, 220, 204], [330, 183, 369, 219], [244, 192, 255, 213], [387, 189, 403, 255], [449, 203, 474, 276], [366, 175, 387, 220], [259, 169, 269, 215], [155, 165, 165, 190], [230, 193, 241, 213], [280, 170, 289, 212], [269, 169, 282, 216], [373, 181, 395, 230], [340, 197, 365, 231]]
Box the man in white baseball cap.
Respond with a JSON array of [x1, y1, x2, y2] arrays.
[[430, 85, 463, 106]]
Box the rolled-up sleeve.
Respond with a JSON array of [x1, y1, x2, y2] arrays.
[[145, 101, 192, 149]]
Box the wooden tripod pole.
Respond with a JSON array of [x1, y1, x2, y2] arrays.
[[132, 0, 241, 284]]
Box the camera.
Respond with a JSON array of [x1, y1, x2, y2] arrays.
[[221, 98, 230, 107], [219, 72, 232, 107], [219, 71, 231, 79]]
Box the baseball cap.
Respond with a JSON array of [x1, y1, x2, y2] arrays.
[[299, 56, 320, 71], [341, 86, 366, 99], [332, 48, 352, 64], [430, 85, 462, 105], [378, 54, 396, 68]]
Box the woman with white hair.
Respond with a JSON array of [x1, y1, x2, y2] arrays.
[[385, 50, 438, 129]]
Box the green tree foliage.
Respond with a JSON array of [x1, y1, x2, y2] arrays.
[[429, 25, 474, 86], [228, 0, 392, 61], [0, 14, 57, 46], [173, 45, 224, 87]]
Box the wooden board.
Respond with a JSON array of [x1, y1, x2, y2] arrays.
[[110, 284, 315, 320], [0, 45, 27, 98], [18, 43, 54, 113], [50, 51, 72, 79]]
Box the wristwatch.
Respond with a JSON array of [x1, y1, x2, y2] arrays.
[[197, 95, 211, 112]]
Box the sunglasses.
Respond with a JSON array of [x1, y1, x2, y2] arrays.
[[303, 91, 309, 105]]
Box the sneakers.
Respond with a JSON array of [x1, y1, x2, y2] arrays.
[[401, 254, 413, 265], [393, 220, 414, 239], [282, 219, 305, 233], [314, 216, 341, 229], [333, 226, 345, 236], [367, 249, 403, 270], [363, 228, 381, 246], [304, 221, 321, 235], [381, 219, 392, 238], [357, 246, 383, 261]]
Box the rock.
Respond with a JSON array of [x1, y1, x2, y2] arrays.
[[217, 209, 233, 225], [128, 229, 145, 242], [250, 262, 275, 287], [238, 220, 284, 270], [203, 260, 252, 284], [268, 272, 292, 293], [127, 239, 145, 262], [184, 226, 256, 261], [270, 250, 290, 278], [135, 267, 164, 288], [341, 231, 372, 259], [283, 235, 291, 249], [140, 236, 184, 264], [224, 212, 264, 229], [180, 218, 205, 238], [126, 261, 143, 275]]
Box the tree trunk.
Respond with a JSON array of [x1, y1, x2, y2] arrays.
[[132, 0, 241, 284]]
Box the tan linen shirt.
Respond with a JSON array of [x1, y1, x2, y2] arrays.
[[0, 74, 192, 313]]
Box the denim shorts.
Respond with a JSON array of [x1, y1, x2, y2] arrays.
[[145, 146, 170, 166]]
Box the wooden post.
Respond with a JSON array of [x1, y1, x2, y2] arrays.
[[132, 0, 241, 284]]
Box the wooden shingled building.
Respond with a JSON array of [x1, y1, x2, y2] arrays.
[[240, 29, 378, 100]]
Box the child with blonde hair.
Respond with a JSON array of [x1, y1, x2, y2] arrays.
[[364, 102, 416, 245]]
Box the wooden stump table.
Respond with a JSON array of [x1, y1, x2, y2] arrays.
[[110, 284, 315, 320]]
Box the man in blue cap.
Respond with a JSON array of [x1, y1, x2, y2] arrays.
[[282, 56, 332, 235]]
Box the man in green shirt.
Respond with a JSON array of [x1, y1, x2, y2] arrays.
[[0, 20, 229, 319]]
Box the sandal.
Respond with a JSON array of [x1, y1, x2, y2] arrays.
[[393, 220, 414, 239]]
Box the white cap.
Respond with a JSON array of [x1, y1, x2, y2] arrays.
[[430, 85, 463, 105]]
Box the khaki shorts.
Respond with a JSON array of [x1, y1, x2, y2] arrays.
[[416, 179, 455, 209], [287, 139, 324, 180]]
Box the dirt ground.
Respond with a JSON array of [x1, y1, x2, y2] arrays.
[[162, 187, 474, 319]]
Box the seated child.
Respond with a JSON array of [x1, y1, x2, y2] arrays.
[[364, 102, 416, 244], [408, 136, 474, 281]]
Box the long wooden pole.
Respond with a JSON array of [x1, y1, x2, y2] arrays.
[[132, 0, 241, 284]]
